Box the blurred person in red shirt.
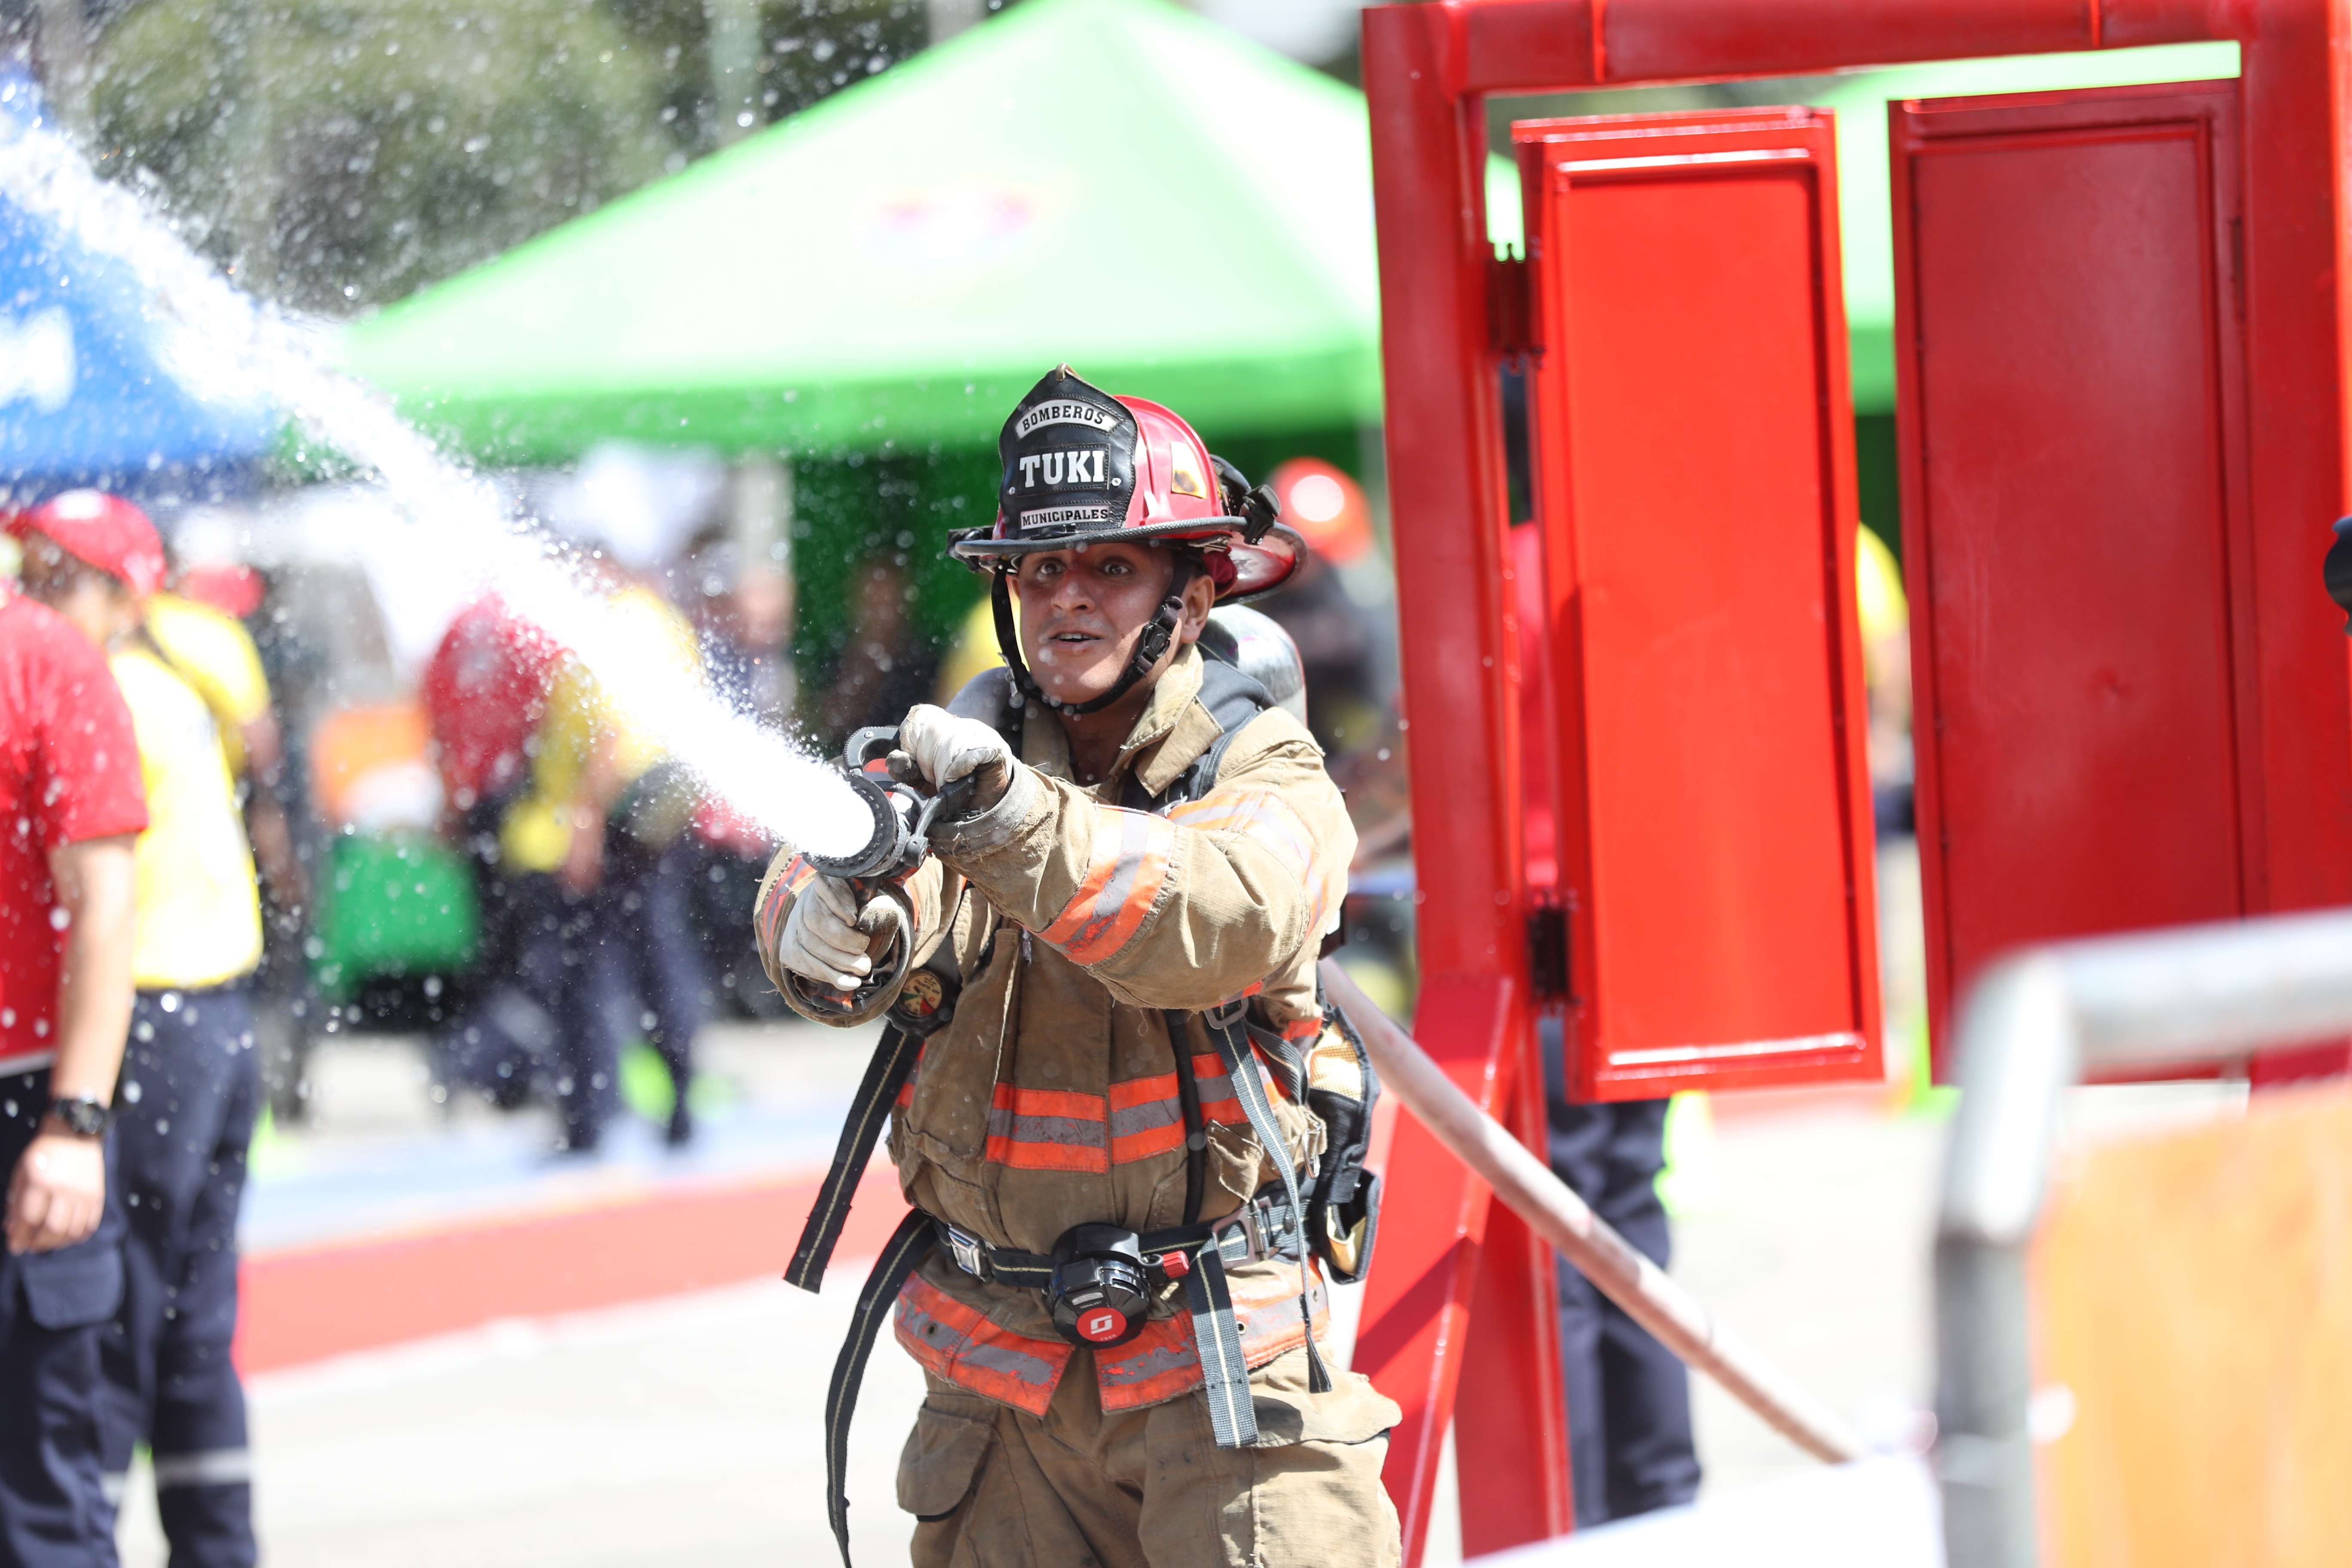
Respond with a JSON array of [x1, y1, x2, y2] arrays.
[[13, 491, 271, 1568], [1253, 459, 1389, 758], [0, 547, 144, 1568], [419, 595, 564, 1115], [421, 593, 562, 826]]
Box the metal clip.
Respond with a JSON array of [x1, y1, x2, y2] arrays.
[[1241, 1197, 1298, 1262], [1206, 996, 1251, 1031], [944, 1224, 989, 1280]]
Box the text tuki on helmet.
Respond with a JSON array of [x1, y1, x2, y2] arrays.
[[948, 365, 1305, 717]]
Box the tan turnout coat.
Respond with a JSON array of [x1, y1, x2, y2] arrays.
[[756, 645, 1374, 1414]]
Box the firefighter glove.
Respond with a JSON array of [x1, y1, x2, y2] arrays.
[[777, 872, 873, 991], [898, 704, 1014, 811]]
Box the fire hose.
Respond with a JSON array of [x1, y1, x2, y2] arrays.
[[1317, 958, 1866, 1467]]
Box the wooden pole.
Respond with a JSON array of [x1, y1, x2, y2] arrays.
[[1321, 959, 1866, 1466]]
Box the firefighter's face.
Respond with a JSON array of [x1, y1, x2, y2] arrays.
[[1011, 542, 1213, 707]]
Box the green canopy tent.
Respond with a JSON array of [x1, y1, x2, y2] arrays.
[[341, 0, 1402, 461]]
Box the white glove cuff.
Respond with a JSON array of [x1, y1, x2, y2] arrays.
[[934, 757, 1035, 858]]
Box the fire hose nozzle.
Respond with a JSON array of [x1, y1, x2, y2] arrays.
[[785, 726, 980, 1026]]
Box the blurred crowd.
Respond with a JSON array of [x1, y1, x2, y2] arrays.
[[2, 441, 1415, 1153], [0, 444, 1408, 1568]]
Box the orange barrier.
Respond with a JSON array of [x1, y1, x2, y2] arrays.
[[2039, 1081, 2352, 1568], [235, 1163, 909, 1373]]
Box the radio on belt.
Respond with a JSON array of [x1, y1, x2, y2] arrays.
[[1048, 1224, 1155, 1347]]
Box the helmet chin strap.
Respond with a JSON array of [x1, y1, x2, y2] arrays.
[[992, 560, 1194, 719]]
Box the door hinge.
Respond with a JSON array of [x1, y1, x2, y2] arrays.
[[1488, 252, 1538, 362], [1526, 903, 1571, 1001]]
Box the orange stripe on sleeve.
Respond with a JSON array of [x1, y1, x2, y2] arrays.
[[1040, 806, 1174, 965], [1167, 790, 1317, 873]]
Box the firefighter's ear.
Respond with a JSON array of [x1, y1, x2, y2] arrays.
[[1174, 558, 1216, 643]]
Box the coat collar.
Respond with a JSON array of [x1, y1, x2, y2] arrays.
[[1020, 643, 1218, 798]]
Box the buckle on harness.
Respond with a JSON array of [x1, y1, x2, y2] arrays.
[[943, 1223, 990, 1280], [1242, 1194, 1301, 1263]]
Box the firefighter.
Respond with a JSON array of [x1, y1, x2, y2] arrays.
[[760, 368, 1400, 1568]]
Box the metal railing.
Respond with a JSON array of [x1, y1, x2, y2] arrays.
[[1936, 906, 2352, 1568]]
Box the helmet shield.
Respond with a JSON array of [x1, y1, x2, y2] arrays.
[[996, 366, 1138, 540]]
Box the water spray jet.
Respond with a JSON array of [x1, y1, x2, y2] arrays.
[[0, 109, 871, 858]]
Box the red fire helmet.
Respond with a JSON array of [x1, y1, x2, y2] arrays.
[[950, 365, 1302, 601]]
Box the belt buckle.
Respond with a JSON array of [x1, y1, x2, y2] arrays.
[[944, 1224, 989, 1280]]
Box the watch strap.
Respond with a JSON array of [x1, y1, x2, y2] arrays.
[[45, 1093, 111, 1136]]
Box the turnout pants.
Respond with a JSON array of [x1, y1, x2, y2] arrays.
[[99, 987, 260, 1568], [0, 1069, 124, 1568], [901, 1344, 1401, 1568], [1541, 1020, 1702, 1525]]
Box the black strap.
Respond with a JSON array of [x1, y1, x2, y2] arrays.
[[1164, 1009, 1208, 1226], [1247, 1021, 1307, 1102], [992, 567, 1187, 719], [787, 922, 967, 1293], [936, 1193, 1302, 1286], [824, 1211, 934, 1568], [932, 1220, 1055, 1289], [786, 1023, 922, 1294], [1180, 1241, 1258, 1447], [1204, 1002, 1333, 1396]]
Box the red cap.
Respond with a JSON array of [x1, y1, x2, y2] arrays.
[[175, 562, 265, 619], [9, 490, 167, 599]]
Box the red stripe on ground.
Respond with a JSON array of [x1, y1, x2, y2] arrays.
[[235, 1163, 909, 1374]]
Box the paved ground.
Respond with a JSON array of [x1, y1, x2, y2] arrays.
[[105, 863, 2246, 1565], [116, 1026, 1956, 1568]]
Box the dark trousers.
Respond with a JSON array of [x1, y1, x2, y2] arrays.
[[570, 836, 710, 1145], [438, 839, 709, 1151], [0, 1069, 123, 1568], [438, 869, 571, 1115], [1540, 1021, 1703, 1526], [98, 988, 260, 1568]]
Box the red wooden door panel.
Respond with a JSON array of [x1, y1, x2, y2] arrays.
[[1516, 109, 1881, 1101], [1890, 81, 2254, 1065]]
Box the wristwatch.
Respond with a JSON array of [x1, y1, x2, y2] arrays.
[[43, 1093, 111, 1137]]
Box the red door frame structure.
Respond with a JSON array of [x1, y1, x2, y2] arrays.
[[1516, 107, 1884, 1104], [1889, 81, 2261, 1063], [1355, 4, 2352, 1563]]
